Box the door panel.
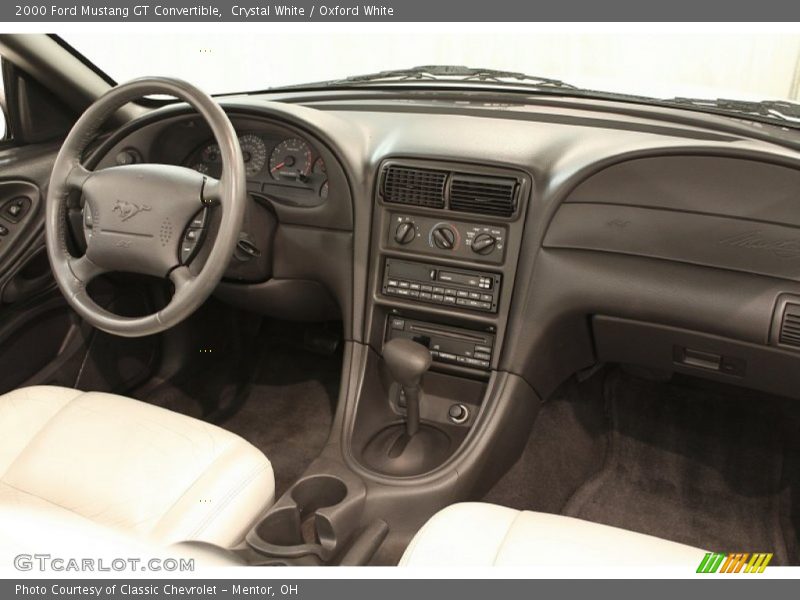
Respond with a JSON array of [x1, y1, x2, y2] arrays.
[[0, 142, 163, 396]]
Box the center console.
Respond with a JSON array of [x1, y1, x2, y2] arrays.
[[244, 157, 538, 566], [368, 158, 530, 375]]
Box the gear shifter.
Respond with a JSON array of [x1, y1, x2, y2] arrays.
[[382, 338, 431, 437], [362, 337, 450, 477]]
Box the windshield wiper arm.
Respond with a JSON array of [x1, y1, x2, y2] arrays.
[[667, 97, 800, 122], [295, 65, 577, 89]]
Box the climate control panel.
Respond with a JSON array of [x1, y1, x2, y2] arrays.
[[386, 212, 507, 264]]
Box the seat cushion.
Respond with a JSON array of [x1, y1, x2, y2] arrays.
[[401, 503, 708, 566], [0, 386, 274, 547]]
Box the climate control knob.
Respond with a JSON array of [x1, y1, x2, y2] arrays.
[[394, 222, 417, 245], [471, 233, 498, 255], [431, 225, 457, 250]]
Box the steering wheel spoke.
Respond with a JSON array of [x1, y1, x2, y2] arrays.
[[169, 266, 195, 295], [68, 255, 106, 285], [65, 163, 93, 192], [202, 176, 222, 205]]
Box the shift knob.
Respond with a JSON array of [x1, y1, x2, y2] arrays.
[[383, 338, 431, 389], [383, 338, 431, 438]]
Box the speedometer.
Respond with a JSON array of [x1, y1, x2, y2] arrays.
[[269, 138, 313, 180], [239, 134, 267, 177]]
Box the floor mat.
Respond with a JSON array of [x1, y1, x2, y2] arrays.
[[562, 371, 799, 565], [219, 341, 341, 497]]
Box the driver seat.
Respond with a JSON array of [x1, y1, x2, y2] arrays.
[[0, 386, 274, 547]]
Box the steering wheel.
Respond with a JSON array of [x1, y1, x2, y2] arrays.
[[46, 77, 246, 338]]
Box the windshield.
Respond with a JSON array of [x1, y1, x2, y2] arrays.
[[62, 31, 800, 104]]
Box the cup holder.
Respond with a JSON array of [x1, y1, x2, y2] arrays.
[[246, 473, 362, 562], [292, 475, 348, 513]]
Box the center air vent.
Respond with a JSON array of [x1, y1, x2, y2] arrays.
[[382, 166, 447, 209], [449, 174, 518, 218]]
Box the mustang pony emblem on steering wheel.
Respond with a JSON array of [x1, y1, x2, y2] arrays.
[[112, 199, 152, 222]]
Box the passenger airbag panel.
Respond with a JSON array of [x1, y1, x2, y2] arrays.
[[545, 203, 800, 282]]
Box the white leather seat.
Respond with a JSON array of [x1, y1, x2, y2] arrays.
[[0, 386, 274, 548], [401, 503, 707, 566]]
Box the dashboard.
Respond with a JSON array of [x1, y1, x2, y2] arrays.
[[87, 91, 800, 405]]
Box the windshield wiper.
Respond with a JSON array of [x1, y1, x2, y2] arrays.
[[283, 65, 577, 90], [666, 97, 800, 123]]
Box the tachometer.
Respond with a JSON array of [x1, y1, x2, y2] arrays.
[[269, 138, 313, 180], [239, 133, 267, 177]]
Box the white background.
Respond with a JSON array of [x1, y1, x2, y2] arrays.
[[60, 27, 800, 101]]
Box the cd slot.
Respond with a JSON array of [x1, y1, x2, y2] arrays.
[[407, 323, 487, 343], [387, 316, 495, 372]]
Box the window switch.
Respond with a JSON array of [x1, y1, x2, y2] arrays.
[[2, 197, 30, 224]]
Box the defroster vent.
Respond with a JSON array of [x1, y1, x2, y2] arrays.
[[382, 165, 447, 209], [449, 174, 518, 218]]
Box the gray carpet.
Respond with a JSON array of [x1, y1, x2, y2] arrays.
[[483, 372, 608, 513], [138, 325, 342, 499], [484, 368, 800, 565], [562, 371, 798, 565], [219, 342, 341, 497]]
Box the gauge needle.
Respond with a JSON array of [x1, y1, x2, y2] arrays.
[[271, 161, 286, 173]]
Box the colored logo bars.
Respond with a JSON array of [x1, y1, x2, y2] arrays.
[[697, 552, 773, 573]]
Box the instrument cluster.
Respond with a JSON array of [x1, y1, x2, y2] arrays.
[[184, 132, 329, 199]]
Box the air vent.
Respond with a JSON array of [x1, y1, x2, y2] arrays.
[[449, 174, 518, 217], [382, 166, 447, 209], [779, 302, 800, 348]]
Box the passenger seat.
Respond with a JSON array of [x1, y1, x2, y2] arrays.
[[401, 503, 707, 566]]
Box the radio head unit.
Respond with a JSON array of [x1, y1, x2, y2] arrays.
[[382, 258, 501, 313]]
